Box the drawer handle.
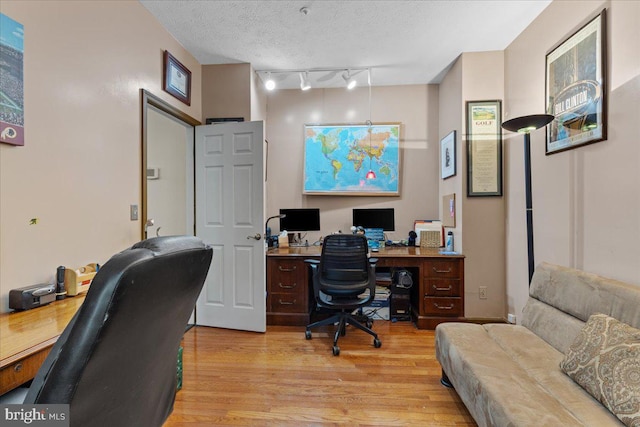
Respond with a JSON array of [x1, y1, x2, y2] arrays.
[[278, 282, 297, 289], [433, 267, 452, 274], [278, 299, 296, 305], [14, 363, 23, 373], [433, 285, 452, 292], [433, 302, 454, 310], [278, 265, 297, 272]]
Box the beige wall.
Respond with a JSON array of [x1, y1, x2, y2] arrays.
[[504, 0, 640, 322], [438, 52, 507, 319], [0, 1, 201, 311], [461, 51, 506, 318], [202, 64, 251, 121], [264, 85, 440, 243]]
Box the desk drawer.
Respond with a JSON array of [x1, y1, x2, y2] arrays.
[[268, 293, 307, 313], [422, 297, 463, 316], [424, 259, 461, 279], [268, 260, 305, 290], [425, 279, 461, 297], [0, 348, 50, 395]]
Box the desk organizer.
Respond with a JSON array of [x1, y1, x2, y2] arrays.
[[65, 263, 99, 296]]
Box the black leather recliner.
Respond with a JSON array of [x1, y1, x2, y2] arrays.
[[23, 235, 212, 427]]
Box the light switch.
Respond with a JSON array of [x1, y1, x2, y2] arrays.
[[130, 205, 139, 221]]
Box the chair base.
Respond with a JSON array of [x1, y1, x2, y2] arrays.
[[306, 309, 381, 356]]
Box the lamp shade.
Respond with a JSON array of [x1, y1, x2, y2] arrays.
[[502, 114, 554, 133]]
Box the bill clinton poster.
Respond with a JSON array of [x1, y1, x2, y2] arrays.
[[545, 10, 606, 155]]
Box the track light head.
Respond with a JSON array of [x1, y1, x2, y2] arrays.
[[264, 72, 276, 91], [299, 72, 311, 91], [342, 70, 357, 89]]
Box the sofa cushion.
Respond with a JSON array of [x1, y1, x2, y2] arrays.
[[436, 323, 587, 426], [484, 324, 622, 426], [561, 314, 640, 427], [522, 297, 586, 353], [529, 263, 640, 329]]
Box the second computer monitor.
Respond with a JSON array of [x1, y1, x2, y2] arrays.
[[352, 208, 395, 231], [279, 208, 321, 232]]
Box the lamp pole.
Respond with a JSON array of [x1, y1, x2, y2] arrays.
[[523, 132, 535, 283], [502, 114, 554, 285]]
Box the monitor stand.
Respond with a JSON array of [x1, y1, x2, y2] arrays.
[[288, 233, 309, 247]]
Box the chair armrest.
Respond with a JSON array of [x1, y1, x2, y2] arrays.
[[304, 259, 321, 300]]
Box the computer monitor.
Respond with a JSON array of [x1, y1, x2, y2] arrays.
[[279, 208, 321, 232], [352, 208, 395, 231]]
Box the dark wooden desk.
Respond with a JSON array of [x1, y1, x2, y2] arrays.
[[266, 246, 465, 329], [0, 296, 85, 394]]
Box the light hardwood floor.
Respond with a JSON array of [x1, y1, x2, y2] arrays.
[[165, 321, 475, 426]]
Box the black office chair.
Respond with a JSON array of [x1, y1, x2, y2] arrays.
[[305, 234, 382, 356], [20, 236, 212, 427]]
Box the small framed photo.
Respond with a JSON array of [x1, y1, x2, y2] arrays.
[[440, 130, 456, 179], [545, 9, 607, 155], [163, 51, 191, 106]]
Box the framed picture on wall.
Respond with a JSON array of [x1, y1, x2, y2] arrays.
[[163, 50, 191, 106], [440, 131, 456, 180], [545, 9, 607, 155], [466, 100, 502, 197], [303, 123, 401, 196]]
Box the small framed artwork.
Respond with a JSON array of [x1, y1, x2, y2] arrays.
[[545, 9, 607, 155], [466, 100, 502, 197], [440, 130, 456, 179], [163, 50, 191, 106]]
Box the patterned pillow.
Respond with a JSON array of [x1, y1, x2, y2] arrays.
[[560, 313, 640, 427]]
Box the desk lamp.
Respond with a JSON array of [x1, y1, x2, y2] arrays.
[[265, 214, 286, 247], [501, 114, 554, 284]]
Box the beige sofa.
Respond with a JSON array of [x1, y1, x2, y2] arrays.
[[435, 262, 640, 427]]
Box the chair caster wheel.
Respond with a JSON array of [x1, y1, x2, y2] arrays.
[[305, 330, 312, 340], [374, 338, 382, 348], [332, 346, 340, 356]]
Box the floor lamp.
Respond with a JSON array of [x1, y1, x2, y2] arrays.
[[501, 114, 554, 284]]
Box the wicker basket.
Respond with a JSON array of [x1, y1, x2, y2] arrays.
[[420, 230, 441, 248]]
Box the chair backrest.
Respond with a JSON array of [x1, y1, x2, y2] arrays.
[[318, 234, 370, 291], [24, 236, 213, 427]]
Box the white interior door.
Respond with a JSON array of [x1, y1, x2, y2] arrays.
[[195, 121, 265, 332]]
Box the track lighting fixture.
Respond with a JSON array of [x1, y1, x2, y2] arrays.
[[258, 67, 369, 91], [299, 72, 311, 91], [342, 70, 357, 90]]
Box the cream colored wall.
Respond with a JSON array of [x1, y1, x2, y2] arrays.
[[460, 51, 506, 318], [504, 0, 640, 322], [438, 57, 463, 251], [438, 52, 507, 319], [202, 64, 251, 121], [264, 85, 440, 242], [0, 1, 201, 312]]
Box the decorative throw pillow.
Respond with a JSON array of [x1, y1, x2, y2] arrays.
[[560, 313, 640, 427]]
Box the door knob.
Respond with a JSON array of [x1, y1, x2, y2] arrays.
[[247, 233, 262, 241], [144, 219, 154, 239]]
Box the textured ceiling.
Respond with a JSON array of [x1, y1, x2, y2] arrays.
[[140, 0, 551, 89]]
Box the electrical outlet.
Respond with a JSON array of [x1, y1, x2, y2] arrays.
[[479, 286, 487, 299], [130, 204, 139, 221], [507, 313, 517, 324]]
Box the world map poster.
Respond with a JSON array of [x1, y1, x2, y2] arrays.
[[303, 123, 400, 195]]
